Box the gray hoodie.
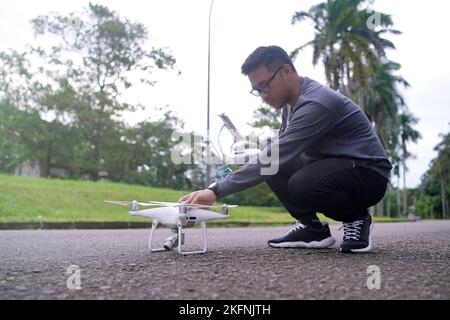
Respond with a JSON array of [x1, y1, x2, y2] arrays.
[[215, 77, 392, 199]]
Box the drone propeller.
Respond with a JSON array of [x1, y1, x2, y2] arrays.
[[146, 201, 182, 206], [146, 200, 238, 209], [104, 200, 159, 207], [194, 204, 238, 209], [146, 200, 215, 208]]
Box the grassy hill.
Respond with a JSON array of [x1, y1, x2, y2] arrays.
[[0, 174, 406, 225], [0, 174, 295, 224]]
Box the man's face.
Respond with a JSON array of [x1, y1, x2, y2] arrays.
[[248, 64, 289, 109]]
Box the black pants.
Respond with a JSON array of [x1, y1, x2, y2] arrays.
[[266, 158, 388, 223]]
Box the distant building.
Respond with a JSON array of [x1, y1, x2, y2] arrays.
[[13, 159, 69, 179], [13, 159, 43, 177], [13, 159, 105, 181]]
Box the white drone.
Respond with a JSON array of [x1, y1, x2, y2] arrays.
[[105, 200, 237, 255]]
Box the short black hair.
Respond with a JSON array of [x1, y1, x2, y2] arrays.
[[241, 46, 297, 75]]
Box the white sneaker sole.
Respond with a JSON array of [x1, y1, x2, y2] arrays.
[[341, 218, 374, 253], [347, 237, 372, 253], [268, 236, 336, 248]]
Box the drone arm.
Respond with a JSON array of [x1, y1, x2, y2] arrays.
[[148, 219, 165, 252]]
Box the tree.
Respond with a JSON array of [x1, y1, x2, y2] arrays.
[[249, 105, 282, 129], [31, 2, 176, 180], [291, 0, 399, 103], [0, 49, 45, 109], [416, 128, 449, 219], [0, 101, 75, 175], [0, 49, 88, 177], [120, 108, 192, 189], [365, 60, 409, 147], [0, 102, 31, 171], [433, 130, 450, 219], [397, 111, 422, 213], [364, 60, 411, 216]]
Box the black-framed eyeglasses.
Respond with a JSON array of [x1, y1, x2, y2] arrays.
[[250, 65, 284, 97]]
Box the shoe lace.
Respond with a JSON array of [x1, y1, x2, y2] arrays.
[[340, 219, 364, 241], [287, 221, 306, 235]]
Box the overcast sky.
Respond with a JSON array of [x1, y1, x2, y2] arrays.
[[1, 0, 449, 188]]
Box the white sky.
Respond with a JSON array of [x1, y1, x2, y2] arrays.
[[0, 0, 449, 188]]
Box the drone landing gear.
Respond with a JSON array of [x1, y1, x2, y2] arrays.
[[148, 220, 208, 255]]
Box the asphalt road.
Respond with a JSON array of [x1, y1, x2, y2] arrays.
[[0, 221, 449, 300]]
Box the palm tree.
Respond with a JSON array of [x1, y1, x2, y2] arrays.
[[365, 60, 409, 148], [291, 0, 400, 106], [416, 129, 449, 219], [365, 61, 407, 216], [290, 0, 424, 217], [397, 111, 422, 213], [431, 130, 449, 218]]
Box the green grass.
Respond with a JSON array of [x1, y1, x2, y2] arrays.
[[0, 174, 407, 224]]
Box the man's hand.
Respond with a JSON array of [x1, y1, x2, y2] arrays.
[[231, 141, 259, 154], [177, 189, 216, 207]]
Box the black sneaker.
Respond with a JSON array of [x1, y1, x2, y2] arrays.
[[268, 222, 335, 248], [340, 214, 373, 253]]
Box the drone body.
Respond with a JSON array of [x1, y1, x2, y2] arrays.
[[105, 200, 236, 255]]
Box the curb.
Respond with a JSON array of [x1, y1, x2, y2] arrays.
[[0, 221, 294, 230]]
